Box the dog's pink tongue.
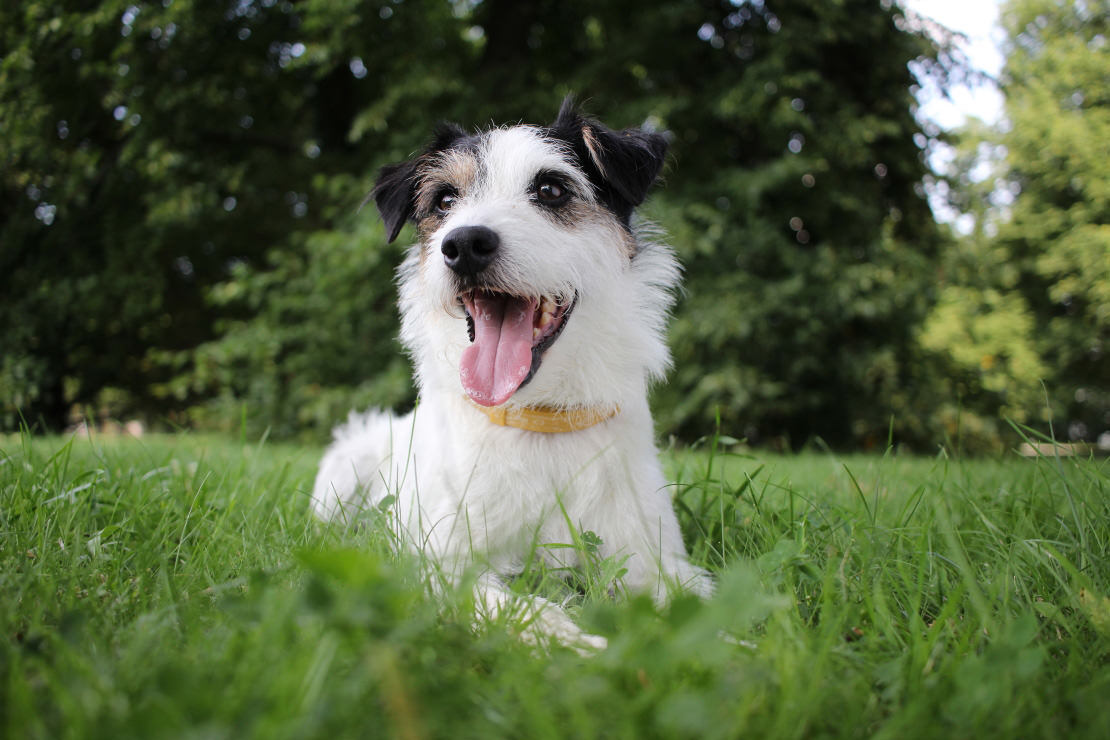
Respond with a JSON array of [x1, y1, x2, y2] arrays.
[[461, 294, 536, 407]]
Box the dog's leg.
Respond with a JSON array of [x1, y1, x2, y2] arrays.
[[474, 573, 608, 655], [587, 464, 715, 604], [654, 548, 716, 600], [613, 537, 714, 605]]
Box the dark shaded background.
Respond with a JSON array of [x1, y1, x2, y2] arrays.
[[2, 0, 1106, 451]]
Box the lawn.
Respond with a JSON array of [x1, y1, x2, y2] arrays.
[[2, 431, 1108, 739]]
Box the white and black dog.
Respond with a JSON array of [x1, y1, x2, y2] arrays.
[[311, 98, 711, 649]]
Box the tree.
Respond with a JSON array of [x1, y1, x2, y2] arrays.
[[0, 0, 465, 430], [2, 1, 314, 428], [994, 0, 1110, 440], [3, 1, 956, 448], [614, 1, 946, 447], [910, 118, 1049, 450]]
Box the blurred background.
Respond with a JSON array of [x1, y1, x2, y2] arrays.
[[1, 0, 1106, 452]]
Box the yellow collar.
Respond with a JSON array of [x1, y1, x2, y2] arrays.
[[468, 399, 619, 433]]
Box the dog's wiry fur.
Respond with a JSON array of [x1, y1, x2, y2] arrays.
[[312, 99, 711, 650]]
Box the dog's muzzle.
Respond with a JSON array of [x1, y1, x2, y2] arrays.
[[441, 225, 577, 407], [457, 290, 577, 408], [442, 225, 499, 279]]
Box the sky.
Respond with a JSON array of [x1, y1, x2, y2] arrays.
[[901, 0, 1006, 129], [899, 0, 1007, 227]]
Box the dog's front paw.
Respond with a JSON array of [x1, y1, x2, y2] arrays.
[[477, 577, 607, 655], [687, 569, 716, 599], [520, 605, 608, 656]]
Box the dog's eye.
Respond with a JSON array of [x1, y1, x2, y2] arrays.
[[435, 191, 457, 215], [535, 179, 570, 207]]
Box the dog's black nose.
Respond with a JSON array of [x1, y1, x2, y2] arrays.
[[441, 226, 499, 277]]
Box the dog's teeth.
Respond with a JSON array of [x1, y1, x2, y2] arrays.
[[539, 311, 553, 327], [541, 298, 555, 314], [532, 327, 540, 339]]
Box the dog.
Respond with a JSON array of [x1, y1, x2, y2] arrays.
[[311, 98, 712, 650]]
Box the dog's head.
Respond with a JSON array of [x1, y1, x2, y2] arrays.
[[372, 98, 675, 409]]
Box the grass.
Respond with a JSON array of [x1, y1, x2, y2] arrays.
[[2, 430, 1109, 739]]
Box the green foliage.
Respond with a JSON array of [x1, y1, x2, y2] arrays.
[[3, 433, 1110, 738], [4, 1, 986, 448], [1, 0, 315, 428], [0, 0, 464, 431], [921, 0, 1110, 448], [641, 3, 945, 448], [157, 199, 416, 440], [993, 0, 1109, 438], [914, 192, 1051, 450], [202, 0, 951, 446], [918, 285, 1048, 447]]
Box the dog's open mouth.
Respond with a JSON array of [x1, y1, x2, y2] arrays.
[[458, 290, 576, 407]]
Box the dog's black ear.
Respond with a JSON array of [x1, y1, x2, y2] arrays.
[[371, 123, 469, 243], [549, 96, 668, 224], [430, 122, 468, 152], [371, 159, 419, 244]]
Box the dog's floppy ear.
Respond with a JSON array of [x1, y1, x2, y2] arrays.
[[372, 159, 419, 244], [549, 96, 668, 224], [371, 122, 468, 243]]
